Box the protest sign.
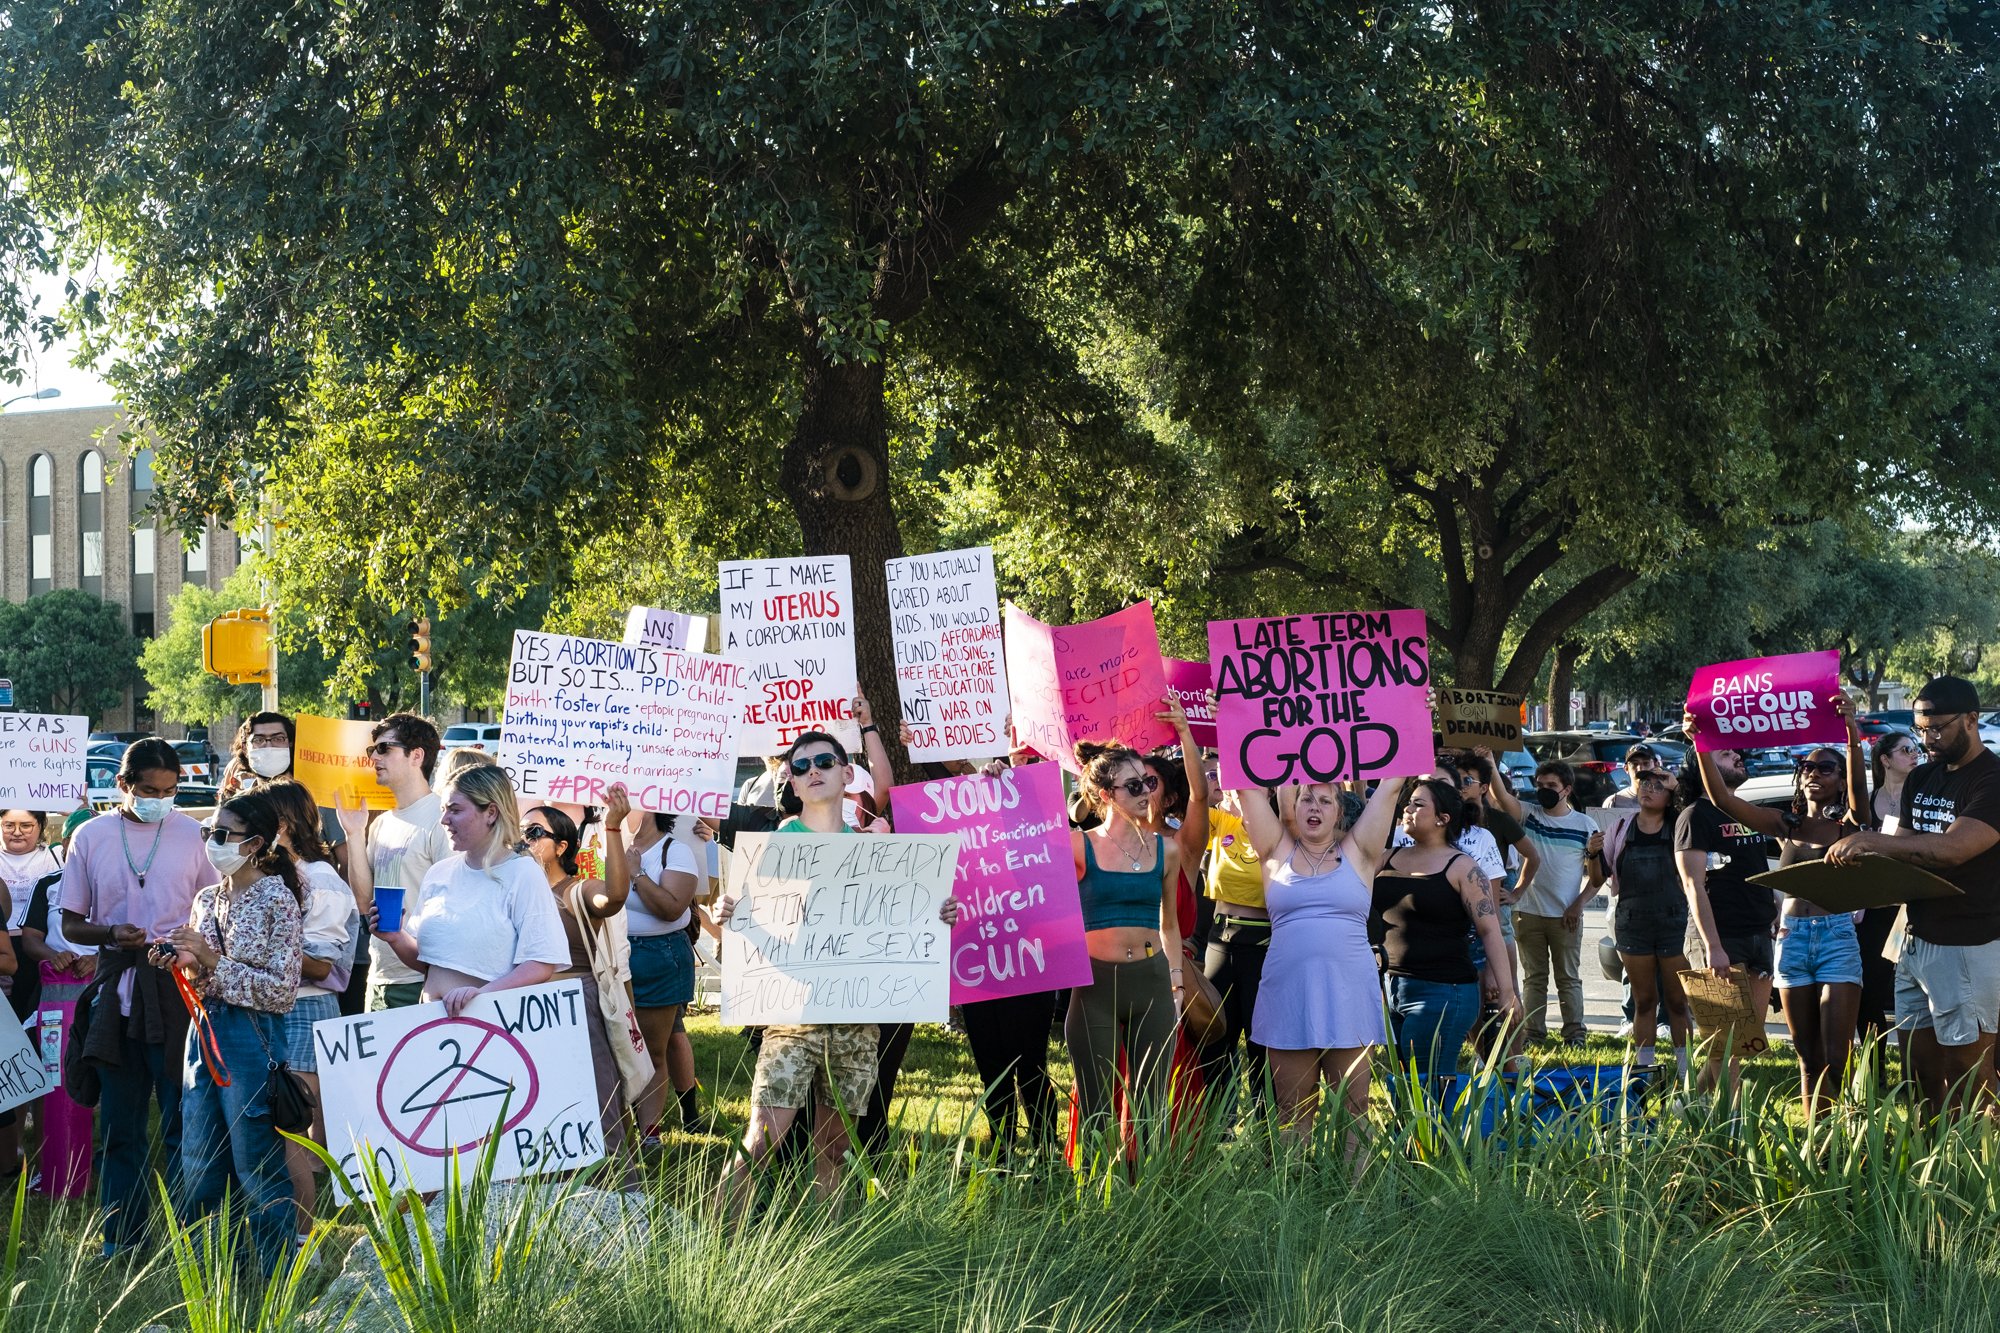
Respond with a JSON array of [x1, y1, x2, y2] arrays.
[[887, 546, 1008, 761], [313, 981, 601, 1199], [1686, 651, 1845, 752], [295, 715, 396, 813], [0, 1014, 54, 1115], [719, 832, 959, 1025], [1208, 611, 1435, 789], [622, 606, 708, 653], [1004, 602, 1175, 772], [1438, 688, 1524, 750], [0, 713, 86, 813], [1749, 857, 1962, 914], [719, 556, 861, 755], [499, 629, 748, 817], [1165, 658, 1217, 749], [891, 762, 1091, 1003]]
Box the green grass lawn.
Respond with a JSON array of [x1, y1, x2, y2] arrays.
[[3, 1019, 1996, 1331]]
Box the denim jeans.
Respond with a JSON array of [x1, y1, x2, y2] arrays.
[[177, 1002, 295, 1275], [1387, 976, 1480, 1085], [98, 1017, 187, 1253]]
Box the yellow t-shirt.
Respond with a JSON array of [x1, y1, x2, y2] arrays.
[[1205, 808, 1266, 910]]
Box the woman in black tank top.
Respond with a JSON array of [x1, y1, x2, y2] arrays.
[[1373, 779, 1517, 1097]]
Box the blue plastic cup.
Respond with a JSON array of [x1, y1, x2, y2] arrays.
[[374, 886, 406, 933]]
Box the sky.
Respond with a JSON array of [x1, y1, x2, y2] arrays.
[[3, 266, 115, 412]]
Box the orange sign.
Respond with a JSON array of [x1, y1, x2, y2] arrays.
[[294, 714, 396, 812]]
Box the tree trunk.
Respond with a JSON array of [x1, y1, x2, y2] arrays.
[[779, 346, 917, 783], [1548, 640, 1580, 729]]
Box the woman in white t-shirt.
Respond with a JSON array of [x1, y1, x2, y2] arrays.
[[373, 766, 569, 1017], [265, 780, 361, 1247], [601, 783, 700, 1141]]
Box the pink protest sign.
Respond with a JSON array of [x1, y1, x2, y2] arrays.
[[1686, 650, 1845, 752], [1004, 602, 1175, 772], [1208, 611, 1436, 789], [1165, 658, 1217, 749], [892, 762, 1091, 1003]]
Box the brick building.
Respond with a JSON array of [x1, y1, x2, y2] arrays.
[[0, 405, 242, 733]]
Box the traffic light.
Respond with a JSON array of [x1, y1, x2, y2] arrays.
[[408, 617, 433, 674], [202, 608, 273, 686]]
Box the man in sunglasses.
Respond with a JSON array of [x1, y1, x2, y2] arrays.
[[1828, 675, 2000, 1118], [335, 712, 449, 1011]]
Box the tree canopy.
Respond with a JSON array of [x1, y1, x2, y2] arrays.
[[0, 589, 139, 717]]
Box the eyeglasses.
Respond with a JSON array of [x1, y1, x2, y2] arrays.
[[1637, 774, 1674, 788], [521, 824, 552, 842], [1795, 759, 1842, 777], [247, 733, 289, 749], [366, 741, 407, 757], [788, 753, 842, 776], [201, 824, 250, 846], [1913, 715, 1963, 738], [1107, 774, 1162, 799]]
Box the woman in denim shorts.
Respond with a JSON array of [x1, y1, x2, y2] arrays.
[[1688, 700, 1869, 1117]]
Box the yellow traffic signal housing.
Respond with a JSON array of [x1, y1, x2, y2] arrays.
[[408, 618, 433, 673], [203, 608, 273, 685]]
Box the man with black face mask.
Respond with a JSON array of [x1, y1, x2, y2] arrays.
[[1510, 762, 1603, 1044], [1828, 675, 2000, 1119]]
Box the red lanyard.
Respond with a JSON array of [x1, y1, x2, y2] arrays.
[[172, 966, 231, 1088]]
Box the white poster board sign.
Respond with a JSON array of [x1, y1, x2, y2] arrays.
[[499, 629, 748, 817], [313, 981, 603, 1199], [719, 556, 860, 756], [0, 714, 88, 813], [720, 832, 959, 1025], [0, 1015, 54, 1115], [886, 547, 1007, 762], [622, 606, 708, 653]]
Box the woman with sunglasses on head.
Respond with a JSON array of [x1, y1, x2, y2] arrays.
[[716, 715, 957, 1217], [371, 764, 569, 1018], [521, 801, 639, 1167], [1683, 696, 1868, 1115], [600, 790, 701, 1142], [1065, 740, 1188, 1146], [152, 786, 304, 1275], [1599, 769, 1694, 1075]]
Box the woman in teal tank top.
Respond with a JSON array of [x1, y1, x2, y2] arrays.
[[1066, 740, 1185, 1145]]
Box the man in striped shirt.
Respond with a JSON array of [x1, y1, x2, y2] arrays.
[[1510, 761, 1604, 1044]]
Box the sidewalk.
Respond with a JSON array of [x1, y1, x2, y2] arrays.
[[1572, 894, 1790, 1043]]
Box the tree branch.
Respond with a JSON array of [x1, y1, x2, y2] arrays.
[[1496, 564, 1641, 697], [1501, 527, 1568, 604], [564, 0, 664, 92], [874, 146, 1024, 324]]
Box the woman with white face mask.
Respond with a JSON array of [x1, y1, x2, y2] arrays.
[[153, 784, 304, 1275], [58, 737, 210, 1258], [217, 712, 296, 801]]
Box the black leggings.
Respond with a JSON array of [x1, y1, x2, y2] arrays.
[[857, 1023, 915, 1155], [960, 990, 1059, 1149], [1197, 917, 1271, 1106]]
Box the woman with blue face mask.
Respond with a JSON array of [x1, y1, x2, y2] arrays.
[[56, 737, 212, 1258]]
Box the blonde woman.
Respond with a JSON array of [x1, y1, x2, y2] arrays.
[[373, 765, 568, 1017]]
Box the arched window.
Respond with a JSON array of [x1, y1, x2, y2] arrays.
[[27, 454, 52, 597], [130, 447, 155, 636], [78, 450, 103, 597]]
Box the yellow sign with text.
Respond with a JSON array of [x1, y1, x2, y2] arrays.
[[294, 715, 395, 812]]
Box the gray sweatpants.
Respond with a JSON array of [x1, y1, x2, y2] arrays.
[[1064, 952, 1177, 1139]]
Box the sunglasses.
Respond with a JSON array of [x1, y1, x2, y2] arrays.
[[521, 824, 552, 842], [366, 741, 406, 757], [788, 753, 842, 776], [1106, 774, 1162, 799], [200, 824, 250, 846], [1796, 759, 1842, 777]]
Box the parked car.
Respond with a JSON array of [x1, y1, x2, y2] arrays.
[[86, 758, 121, 811], [1524, 731, 1650, 805], [88, 730, 148, 747], [1743, 747, 1803, 778], [173, 740, 218, 784], [1498, 749, 1537, 796], [441, 723, 503, 753], [1864, 709, 1914, 730]]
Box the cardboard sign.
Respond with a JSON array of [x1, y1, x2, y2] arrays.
[[1438, 688, 1523, 750], [887, 546, 1008, 762], [0, 713, 86, 813], [891, 763, 1091, 1003], [313, 981, 602, 1199], [621, 606, 708, 653], [719, 832, 959, 1025], [499, 629, 748, 818], [0, 1013, 54, 1115], [1749, 856, 1962, 913], [295, 715, 396, 813], [719, 556, 861, 756], [1686, 651, 1845, 752], [1003, 602, 1175, 772], [1208, 611, 1435, 789], [1164, 658, 1217, 749], [1678, 968, 1770, 1059]]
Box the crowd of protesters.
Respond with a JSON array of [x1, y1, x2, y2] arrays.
[[2, 668, 1995, 1272]]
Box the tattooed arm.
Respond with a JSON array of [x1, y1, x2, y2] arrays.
[[1456, 859, 1519, 1013]]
